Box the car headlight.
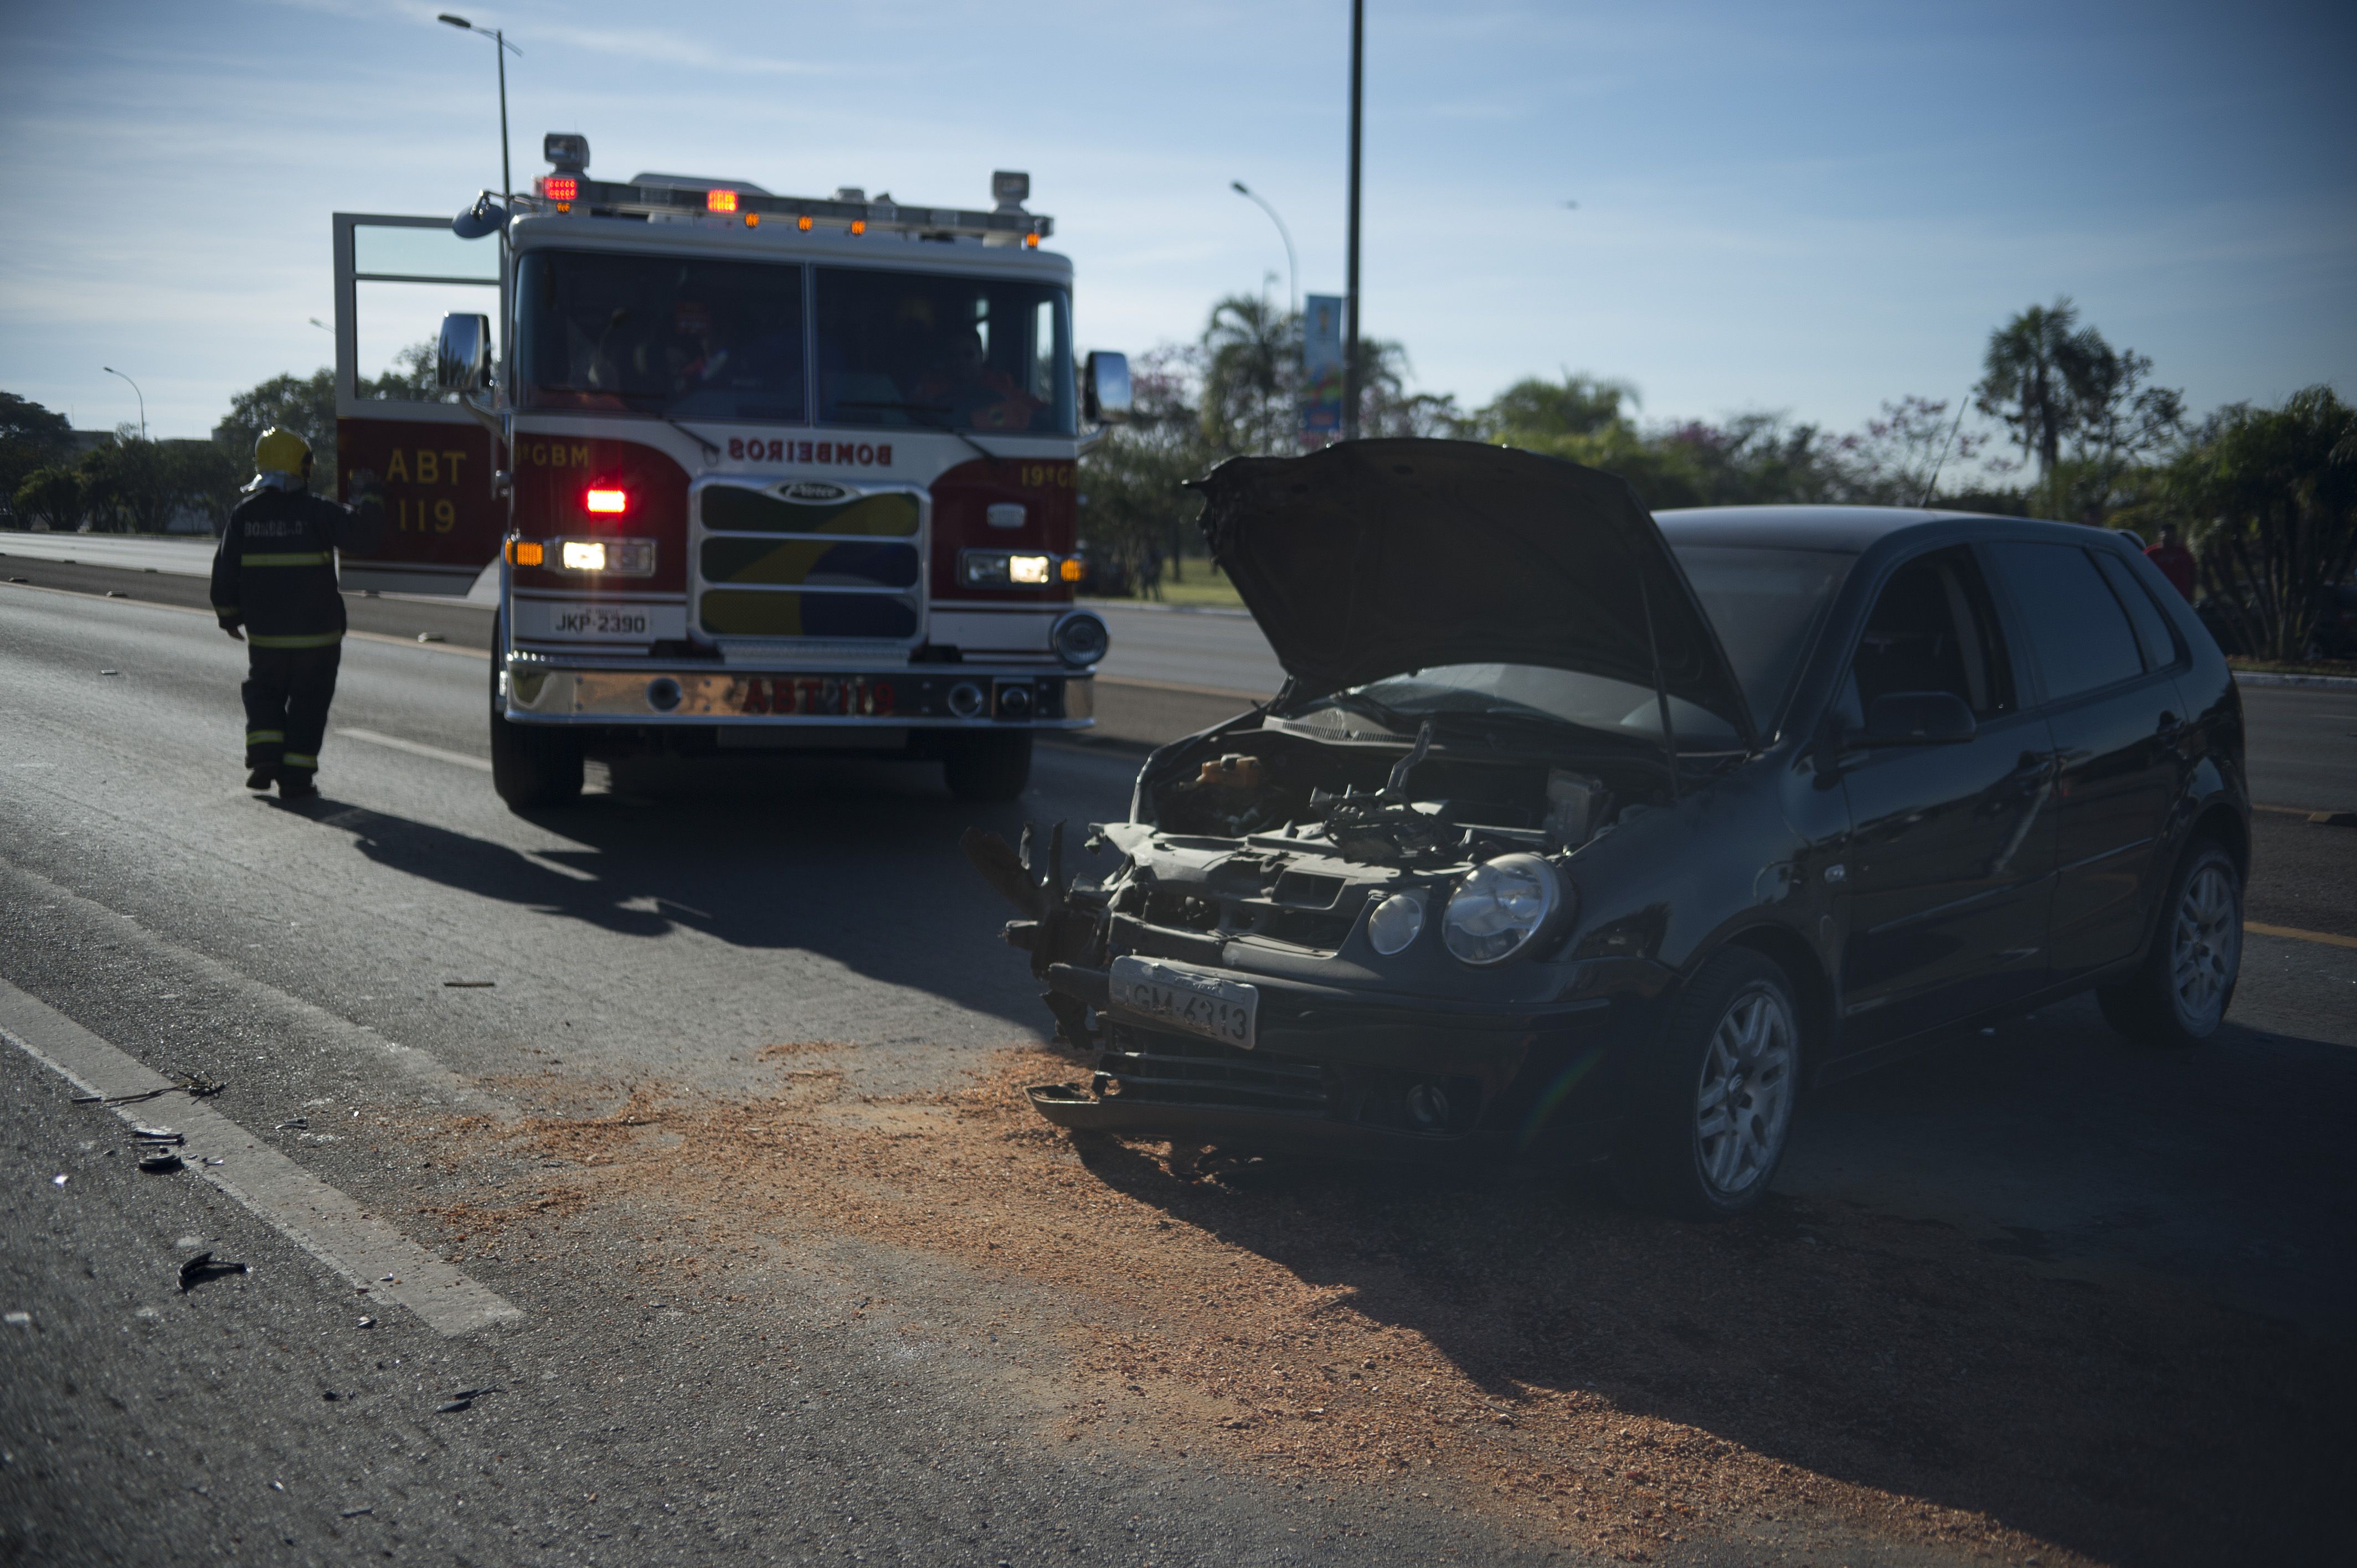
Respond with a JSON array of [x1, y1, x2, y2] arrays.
[[1442, 854, 1567, 965], [1367, 891, 1425, 956]]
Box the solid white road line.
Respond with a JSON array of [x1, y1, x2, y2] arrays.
[[0, 978, 522, 1338], [338, 728, 495, 772]]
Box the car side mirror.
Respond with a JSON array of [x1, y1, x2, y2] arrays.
[[1083, 351, 1131, 425], [436, 313, 492, 394], [1861, 691, 1977, 745]]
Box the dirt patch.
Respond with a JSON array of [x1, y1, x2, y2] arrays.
[[413, 1049, 2347, 1566]]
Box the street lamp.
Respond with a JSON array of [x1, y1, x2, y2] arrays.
[[101, 367, 146, 442], [1229, 180, 1299, 324], [438, 13, 521, 212], [1342, 0, 1363, 442]]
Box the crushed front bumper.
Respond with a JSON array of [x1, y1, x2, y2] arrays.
[[1031, 957, 1668, 1161]]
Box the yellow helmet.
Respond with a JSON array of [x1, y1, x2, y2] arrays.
[[254, 426, 311, 477]]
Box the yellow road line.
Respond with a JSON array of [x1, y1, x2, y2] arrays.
[[2246, 921, 2357, 951]]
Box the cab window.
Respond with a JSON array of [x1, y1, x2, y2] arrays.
[[1850, 546, 2016, 720]]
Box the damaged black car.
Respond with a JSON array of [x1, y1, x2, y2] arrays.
[[968, 440, 2248, 1218]]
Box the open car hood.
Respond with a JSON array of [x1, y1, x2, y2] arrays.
[[1192, 440, 1756, 746]]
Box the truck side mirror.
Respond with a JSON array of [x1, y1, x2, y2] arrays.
[[1083, 352, 1131, 426], [436, 313, 492, 394], [1860, 690, 1977, 745]]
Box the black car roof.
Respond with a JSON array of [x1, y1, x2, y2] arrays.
[[1655, 504, 2081, 554]]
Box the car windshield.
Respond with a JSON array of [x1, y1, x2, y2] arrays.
[[1296, 664, 1744, 751], [815, 267, 1073, 436], [1665, 543, 1855, 733], [514, 250, 807, 421]]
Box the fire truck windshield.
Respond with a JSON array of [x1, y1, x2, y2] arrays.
[[814, 268, 1072, 437], [514, 250, 1074, 437], [515, 250, 809, 421]]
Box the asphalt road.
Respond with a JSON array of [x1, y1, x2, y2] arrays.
[[3, 568, 2354, 1566]]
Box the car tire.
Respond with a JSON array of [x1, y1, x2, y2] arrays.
[[944, 731, 1031, 803], [1611, 947, 1803, 1221], [488, 631, 584, 811], [2096, 839, 2241, 1049]]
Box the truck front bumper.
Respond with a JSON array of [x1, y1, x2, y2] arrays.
[[500, 662, 1094, 729]]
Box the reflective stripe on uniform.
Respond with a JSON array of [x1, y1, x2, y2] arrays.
[[281, 753, 318, 770], [246, 631, 344, 648], [213, 604, 239, 616], [240, 551, 333, 567], [245, 730, 285, 745]]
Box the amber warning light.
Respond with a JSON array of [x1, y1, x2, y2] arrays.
[[584, 487, 628, 514], [707, 188, 738, 213]]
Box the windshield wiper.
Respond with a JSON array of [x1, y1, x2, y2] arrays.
[[833, 399, 1004, 467]]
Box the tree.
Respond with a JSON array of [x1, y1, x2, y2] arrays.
[[13, 466, 85, 532], [2166, 386, 2357, 661], [1834, 395, 1988, 506], [1200, 295, 1297, 457], [1080, 345, 1213, 593], [2, 392, 78, 522], [214, 367, 338, 494], [1474, 374, 1638, 441], [79, 430, 178, 532], [1975, 298, 2104, 503], [2057, 343, 2184, 524]]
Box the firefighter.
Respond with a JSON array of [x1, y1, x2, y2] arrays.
[[210, 427, 383, 801]]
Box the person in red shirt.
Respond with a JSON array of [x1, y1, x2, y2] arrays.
[[2144, 523, 2197, 601]]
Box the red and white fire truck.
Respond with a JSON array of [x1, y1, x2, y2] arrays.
[[332, 133, 1128, 809]]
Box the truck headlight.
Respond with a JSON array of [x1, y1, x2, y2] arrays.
[[556, 538, 655, 575], [1442, 854, 1567, 965], [1051, 610, 1110, 667]]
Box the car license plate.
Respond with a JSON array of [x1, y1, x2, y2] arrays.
[[1107, 957, 1258, 1051]]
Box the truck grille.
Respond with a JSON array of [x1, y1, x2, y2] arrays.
[[1097, 1026, 1330, 1115], [693, 481, 925, 644]]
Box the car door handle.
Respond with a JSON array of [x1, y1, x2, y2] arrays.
[[2009, 751, 2054, 780], [2155, 711, 2185, 741]]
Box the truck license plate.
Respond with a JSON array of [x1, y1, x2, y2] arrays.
[[1107, 957, 1258, 1051]]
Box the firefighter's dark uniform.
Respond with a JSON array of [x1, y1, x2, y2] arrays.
[[210, 477, 383, 788]]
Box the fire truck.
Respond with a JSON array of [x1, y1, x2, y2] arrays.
[[332, 133, 1128, 809]]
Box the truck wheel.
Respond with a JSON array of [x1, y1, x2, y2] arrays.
[[943, 731, 1031, 802], [488, 638, 583, 810], [1611, 947, 1802, 1221], [2097, 839, 2241, 1049]]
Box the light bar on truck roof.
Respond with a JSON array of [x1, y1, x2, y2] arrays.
[[513, 177, 1053, 244]]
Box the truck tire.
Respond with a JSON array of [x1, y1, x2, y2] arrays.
[[943, 731, 1031, 802], [488, 635, 583, 811], [2096, 839, 2241, 1049], [1611, 947, 1802, 1221]]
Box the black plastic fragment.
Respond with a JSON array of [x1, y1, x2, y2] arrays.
[[178, 1252, 250, 1292]]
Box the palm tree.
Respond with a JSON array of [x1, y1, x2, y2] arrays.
[[1975, 298, 2105, 503], [1200, 295, 1298, 457]]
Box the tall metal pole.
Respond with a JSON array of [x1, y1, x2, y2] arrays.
[[495, 29, 512, 210], [1230, 181, 1299, 324], [101, 367, 145, 441], [1341, 0, 1363, 442]]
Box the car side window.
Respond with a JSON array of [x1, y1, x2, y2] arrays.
[[2092, 550, 2184, 671], [1851, 546, 2016, 719], [1984, 541, 2148, 702]]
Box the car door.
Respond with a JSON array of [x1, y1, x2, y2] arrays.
[[1983, 539, 2193, 980], [1835, 544, 2059, 1049]]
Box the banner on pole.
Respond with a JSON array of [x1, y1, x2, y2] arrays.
[[1299, 293, 1344, 447]]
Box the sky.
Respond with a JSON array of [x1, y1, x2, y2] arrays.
[[2, 0, 2351, 449]]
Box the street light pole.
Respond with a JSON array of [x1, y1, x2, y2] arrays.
[[1229, 181, 1299, 324], [1342, 0, 1363, 442], [438, 14, 519, 210], [101, 367, 146, 442]]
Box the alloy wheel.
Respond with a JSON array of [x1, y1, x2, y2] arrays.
[[1694, 983, 1797, 1198], [2169, 863, 2240, 1030]]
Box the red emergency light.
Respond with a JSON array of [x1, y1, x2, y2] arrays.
[[707, 188, 738, 214], [584, 487, 628, 515], [539, 175, 578, 202]]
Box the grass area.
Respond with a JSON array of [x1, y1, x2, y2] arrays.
[[1083, 563, 1248, 610], [2228, 656, 2357, 678]]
